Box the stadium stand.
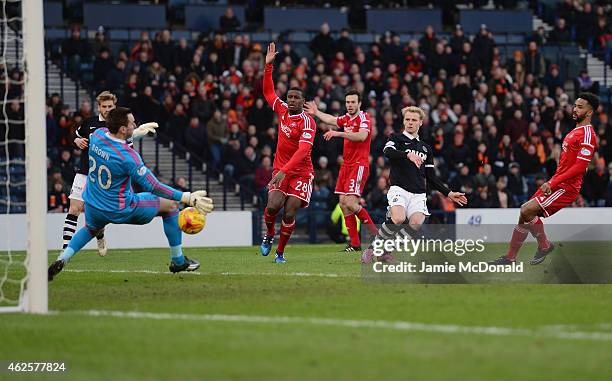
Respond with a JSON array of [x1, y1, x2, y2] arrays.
[[2, 1, 612, 238]]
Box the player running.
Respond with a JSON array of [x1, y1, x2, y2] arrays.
[[63, 91, 157, 257], [490, 92, 599, 265], [304, 90, 378, 252], [259, 42, 316, 263], [361, 106, 467, 263], [48, 107, 213, 280]]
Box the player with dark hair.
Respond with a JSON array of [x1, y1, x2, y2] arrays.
[[63, 91, 157, 257], [491, 92, 600, 265], [48, 107, 213, 280], [259, 42, 317, 263], [63, 91, 117, 256], [361, 106, 468, 263], [305, 89, 378, 252]]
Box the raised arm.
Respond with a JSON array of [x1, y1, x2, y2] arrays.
[[263, 42, 281, 110]]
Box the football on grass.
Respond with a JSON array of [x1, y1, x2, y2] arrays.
[[178, 207, 206, 234]]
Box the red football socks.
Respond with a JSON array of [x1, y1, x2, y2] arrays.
[[356, 207, 378, 235], [264, 208, 277, 237], [344, 214, 360, 247], [506, 225, 529, 261], [276, 218, 296, 254]]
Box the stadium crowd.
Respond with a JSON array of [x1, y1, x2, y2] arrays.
[[4, 8, 612, 218]]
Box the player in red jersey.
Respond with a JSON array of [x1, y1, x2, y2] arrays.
[[260, 42, 316, 263], [491, 92, 600, 265], [304, 90, 379, 252]]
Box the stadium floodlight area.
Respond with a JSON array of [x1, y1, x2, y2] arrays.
[[0, 0, 47, 313]]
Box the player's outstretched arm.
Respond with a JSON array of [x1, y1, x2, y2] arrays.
[[132, 122, 159, 140], [263, 43, 280, 108], [304, 101, 338, 126], [131, 165, 214, 214]]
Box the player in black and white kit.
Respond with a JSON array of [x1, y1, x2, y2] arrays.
[[361, 106, 468, 263], [63, 91, 158, 256], [63, 91, 117, 256]]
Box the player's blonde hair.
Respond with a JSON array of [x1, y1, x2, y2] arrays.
[[401, 106, 426, 121], [96, 91, 117, 105]]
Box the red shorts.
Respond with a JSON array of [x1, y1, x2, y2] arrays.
[[335, 164, 369, 196], [268, 170, 314, 207], [531, 187, 578, 217]]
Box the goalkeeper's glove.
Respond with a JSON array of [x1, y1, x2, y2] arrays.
[[181, 190, 214, 214], [132, 122, 159, 140]]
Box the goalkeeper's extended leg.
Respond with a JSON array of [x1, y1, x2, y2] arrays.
[[96, 228, 107, 257], [159, 199, 199, 273], [49, 225, 98, 281]]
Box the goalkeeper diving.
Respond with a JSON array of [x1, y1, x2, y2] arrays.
[[48, 107, 214, 280]]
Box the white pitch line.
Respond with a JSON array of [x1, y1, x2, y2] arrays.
[[63, 269, 354, 278], [56, 309, 612, 342]]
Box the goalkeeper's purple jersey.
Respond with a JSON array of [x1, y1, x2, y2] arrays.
[[83, 128, 183, 213]]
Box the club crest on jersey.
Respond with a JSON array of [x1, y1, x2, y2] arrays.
[[280, 123, 292, 138]]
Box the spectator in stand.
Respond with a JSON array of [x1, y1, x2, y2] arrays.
[[237, 146, 259, 203], [491, 176, 513, 208], [575, 2, 596, 45], [48, 181, 69, 213], [93, 48, 113, 91], [336, 28, 355, 61], [524, 41, 546, 79], [473, 25, 495, 73], [575, 69, 597, 94], [583, 158, 609, 207], [506, 162, 528, 204], [550, 18, 572, 43], [58, 149, 76, 186], [167, 103, 189, 146], [191, 85, 214, 123], [310, 23, 335, 62], [154, 30, 175, 71], [61, 26, 89, 78], [222, 137, 243, 193], [419, 26, 438, 62], [207, 110, 228, 177], [255, 155, 273, 206], [367, 176, 389, 213], [219, 7, 241, 32], [184, 116, 207, 159], [90, 26, 110, 56], [543, 64, 564, 95], [314, 156, 333, 191], [174, 177, 189, 192]]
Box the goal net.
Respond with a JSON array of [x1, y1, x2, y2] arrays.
[[0, 0, 47, 313]]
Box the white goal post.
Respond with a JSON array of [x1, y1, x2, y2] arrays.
[[23, 0, 48, 313], [0, 0, 47, 313]]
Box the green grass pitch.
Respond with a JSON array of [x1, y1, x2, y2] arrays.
[[1, 244, 612, 381]]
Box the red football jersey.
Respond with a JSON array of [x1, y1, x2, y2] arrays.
[[336, 111, 372, 165], [551, 124, 597, 193], [270, 97, 315, 176]]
